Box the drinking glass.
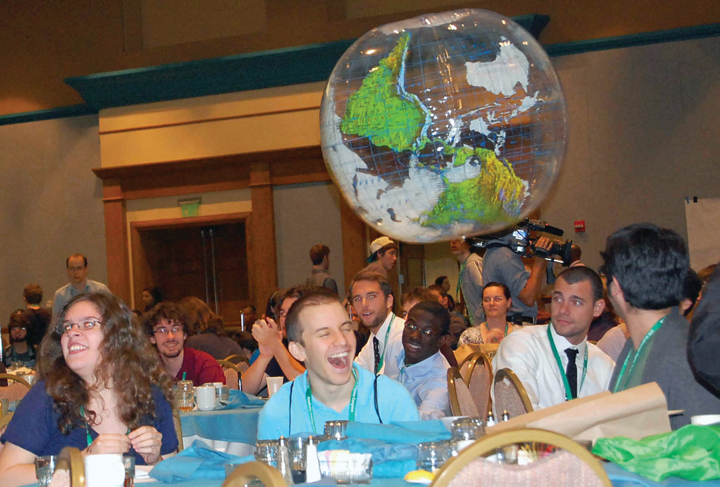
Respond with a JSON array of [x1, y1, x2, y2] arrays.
[[175, 380, 195, 411], [287, 436, 308, 484], [324, 420, 348, 440], [122, 455, 135, 487], [416, 441, 453, 472], [35, 455, 57, 487], [451, 417, 484, 452], [254, 440, 279, 469]]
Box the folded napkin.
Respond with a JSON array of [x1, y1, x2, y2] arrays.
[[318, 438, 418, 478], [216, 390, 265, 410], [150, 440, 253, 482], [345, 421, 451, 444], [593, 425, 720, 481]]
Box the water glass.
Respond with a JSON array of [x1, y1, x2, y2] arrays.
[[324, 420, 348, 440], [416, 441, 453, 472], [35, 455, 57, 487], [123, 455, 135, 487], [175, 380, 195, 411], [451, 417, 484, 452], [254, 440, 279, 469], [287, 436, 308, 484]]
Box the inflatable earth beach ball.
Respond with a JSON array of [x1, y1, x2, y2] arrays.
[[320, 9, 566, 243]]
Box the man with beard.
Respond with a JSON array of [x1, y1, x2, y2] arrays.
[[350, 271, 404, 380], [3, 311, 36, 368], [143, 302, 224, 386], [257, 289, 418, 439]]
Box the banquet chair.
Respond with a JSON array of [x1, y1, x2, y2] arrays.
[[493, 368, 533, 418], [223, 354, 250, 365], [223, 461, 287, 487], [0, 373, 32, 402], [448, 367, 479, 417], [465, 353, 493, 420], [173, 406, 184, 451], [0, 412, 13, 455], [217, 360, 246, 390], [431, 428, 611, 487], [54, 446, 85, 487]]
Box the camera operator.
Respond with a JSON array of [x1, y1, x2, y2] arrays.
[[481, 230, 553, 324]]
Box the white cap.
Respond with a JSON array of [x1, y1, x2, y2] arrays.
[[370, 236, 396, 255]]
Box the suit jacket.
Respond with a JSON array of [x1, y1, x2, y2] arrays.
[[610, 307, 720, 430]]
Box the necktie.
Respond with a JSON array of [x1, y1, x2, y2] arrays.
[[564, 348, 579, 399], [373, 336, 381, 374]]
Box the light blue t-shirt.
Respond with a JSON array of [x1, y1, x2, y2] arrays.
[[257, 364, 420, 440]]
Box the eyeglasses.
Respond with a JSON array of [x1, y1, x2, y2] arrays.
[[483, 296, 507, 303], [405, 321, 440, 337], [10, 326, 27, 332], [154, 325, 184, 335], [57, 318, 102, 334]]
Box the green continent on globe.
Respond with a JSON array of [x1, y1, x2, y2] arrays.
[[422, 148, 526, 226], [340, 33, 426, 152]]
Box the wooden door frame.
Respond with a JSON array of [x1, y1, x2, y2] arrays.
[[130, 212, 252, 310]]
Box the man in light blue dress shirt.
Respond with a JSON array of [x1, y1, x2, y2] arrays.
[[388, 301, 451, 419], [257, 289, 419, 440], [52, 254, 110, 317]]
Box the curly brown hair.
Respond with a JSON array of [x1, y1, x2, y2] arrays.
[[38, 292, 174, 435]]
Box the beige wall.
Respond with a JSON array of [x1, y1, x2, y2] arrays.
[[0, 115, 106, 319], [274, 182, 346, 296]]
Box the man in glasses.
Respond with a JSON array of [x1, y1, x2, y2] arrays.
[[143, 302, 224, 386], [386, 301, 452, 419]]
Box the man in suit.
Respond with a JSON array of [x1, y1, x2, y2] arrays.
[[602, 223, 720, 429]]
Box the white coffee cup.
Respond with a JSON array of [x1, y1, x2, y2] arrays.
[[267, 376, 283, 397], [85, 453, 125, 487], [691, 414, 720, 426], [195, 385, 217, 410]]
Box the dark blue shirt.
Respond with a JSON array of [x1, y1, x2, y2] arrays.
[[0, 380, 178, 465]]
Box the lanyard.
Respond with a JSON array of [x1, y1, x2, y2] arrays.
[[375, 313, 395, 373], [547, 325, 588, 401], [305, 368, 359, 434], [484, 321, 509, 338], [613, 317, 665, 393], [80, 406, 130, 448]]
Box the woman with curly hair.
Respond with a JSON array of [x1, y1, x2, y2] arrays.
[[0, 292, 178, 487]]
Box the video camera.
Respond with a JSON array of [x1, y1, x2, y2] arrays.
[[472, 219, 574, 266]]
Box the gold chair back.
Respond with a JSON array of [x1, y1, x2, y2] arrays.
[[493, 368, 533, 418], [0, 412, 13, 455], [465, 353, 493, 420], [447, 367, 479, 417], [0, 373, 32, 402], [173, 406, 184, 451], [57, 446, 85, 487], [222, 461, 287, 487], [217, 360, 245, 390], [431, 428, 611, 487]]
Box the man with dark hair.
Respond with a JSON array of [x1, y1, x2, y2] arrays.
[[3, 310, 36, 368], [450, 237, 485, 326], [569, 244, 584, 267], [602, 224, 720, 429], [257, 290, 419, 439], [386, 301, 452, 419], [307, 244, 339, 294], [242, 286, 309, 395], [361, 236, 398, 277], [52, 253, 110, 317], [21, 284, 51, 349], [143, 302, 225, 386], [350, 271, 404, 379], [493, 266, 615, 410]]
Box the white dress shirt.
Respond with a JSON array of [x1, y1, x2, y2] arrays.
[[392, 348, 451, 419], [491, 324, 615, 410], [355, 312, 405, 380]]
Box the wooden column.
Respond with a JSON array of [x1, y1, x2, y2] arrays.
[[339, 197, 369, 292], [101, 178, 131, 303], [249, 162, 278, 311]]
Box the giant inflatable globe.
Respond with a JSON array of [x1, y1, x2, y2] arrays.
[[320, 9, 566, 243]]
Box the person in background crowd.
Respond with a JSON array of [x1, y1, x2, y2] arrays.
[[428, 284, 466, 349], [241, 305, 257, 330], [361, 237, 398, 278], [3, 310, 36, 369], [21, 284, 51, 349], [680, 269, 703, 318], [458, 282, 522, 347], [401, 287, 436, 319], [257, 289, 419, 439], [182, 296, 244, 360], [492, 267, 615, 410], [52, 254, 110, 317], [387, 301, 452, 419], [450, 237, 484, 326], [242, 286, 309, 395], [433, 276, 456, 311], [603, 224, 720, 429], [434, 276, 451, 294], [307, 244, 339, 294], [0, 293, 178, 487], [142, 286, 163, 313], [351, 271, 405, 380], [143, 302, 224, 386], [689, 264, 720, 395], [569, 244, 584, 267]]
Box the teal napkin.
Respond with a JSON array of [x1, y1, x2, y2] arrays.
[[217, 390, 265, 410], [150, 440, 252, 482], [346, 421, 451, 444]]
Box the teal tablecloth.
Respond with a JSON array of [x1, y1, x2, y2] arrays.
[[180, 405, 263, 445]]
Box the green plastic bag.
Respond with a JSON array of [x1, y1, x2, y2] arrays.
[[593, 425, 720, 481]]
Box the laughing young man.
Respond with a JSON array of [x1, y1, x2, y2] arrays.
[[257, 290, 419, 440]]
